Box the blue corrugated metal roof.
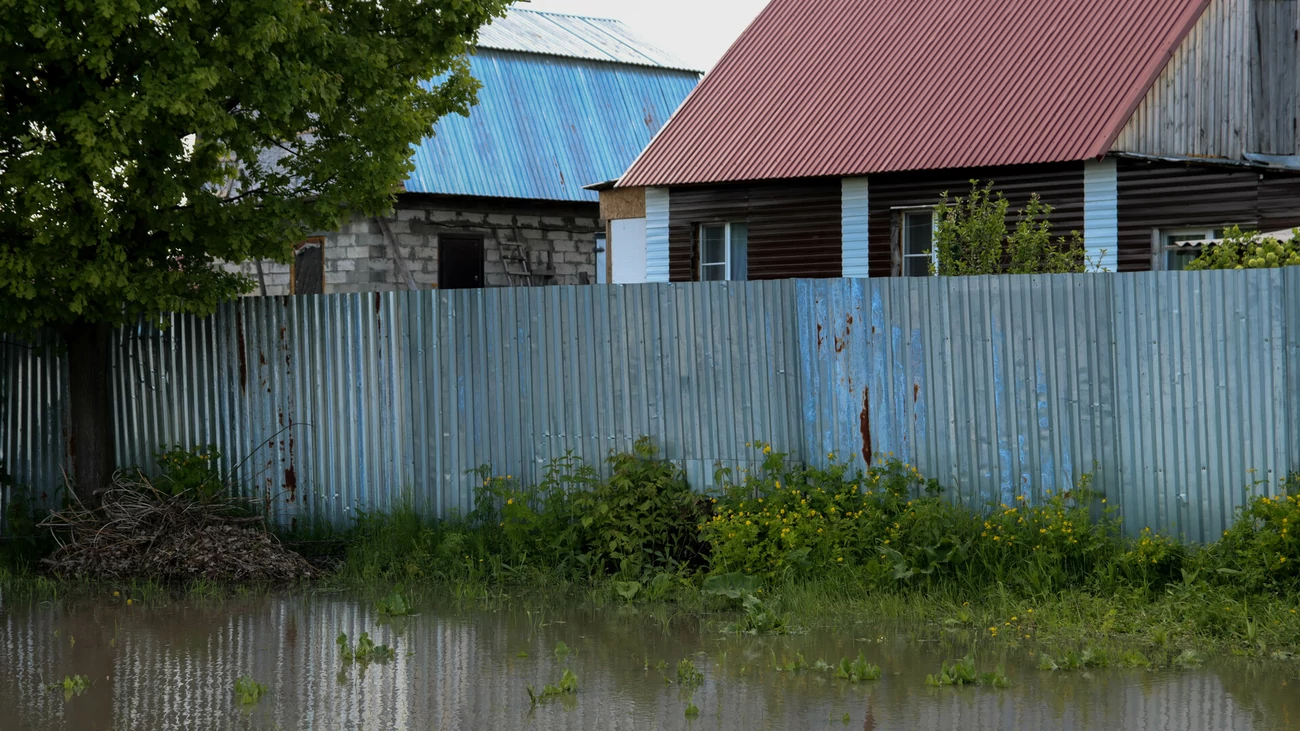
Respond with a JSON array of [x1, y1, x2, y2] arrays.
[[479, 8, 698, 72], [407, 48, 699, 202]]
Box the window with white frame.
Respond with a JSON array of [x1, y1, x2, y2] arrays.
[[900, 209, 935, 276], [1156, 227, 1226, 270], [698, 222, 748, 281]]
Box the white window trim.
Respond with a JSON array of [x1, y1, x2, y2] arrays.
[[1152, 226, 1227, 271], [699, 222, 744, 281], [895, 206, 938, 276]]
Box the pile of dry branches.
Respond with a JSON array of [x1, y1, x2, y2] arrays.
[[40, 472, 313, 583]]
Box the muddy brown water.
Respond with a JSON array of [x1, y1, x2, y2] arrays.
[[0, 593, 1297, 730]]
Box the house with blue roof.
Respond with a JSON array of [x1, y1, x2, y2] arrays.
[[234, 8, 700, 295]]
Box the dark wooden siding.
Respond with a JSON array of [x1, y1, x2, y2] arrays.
[[1116, 159, 1300, 271], [866, 163, 1086, 277], [668, 179, 841, 281]]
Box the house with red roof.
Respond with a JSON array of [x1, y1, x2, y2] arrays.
[[598, 0, 1300, 281]]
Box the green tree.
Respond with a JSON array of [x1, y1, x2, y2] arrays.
[[1, 0, 508, 500], [1184, 226, 1300, 270], [933, 180, 1086, 276]]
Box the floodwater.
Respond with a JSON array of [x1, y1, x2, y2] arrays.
[[0, 593, 1297, 731]]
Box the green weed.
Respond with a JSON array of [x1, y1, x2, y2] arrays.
[[233, 675, 266, 705], [676, 658, 704, 687], [527, 668, 578, 706], [47, 674, 90, 699], [337, 632, 394, 663], [833, 651, 881, 682], [925, 655, 1009, 688]]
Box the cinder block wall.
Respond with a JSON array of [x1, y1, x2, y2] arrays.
[[225, 194, 602, 295]]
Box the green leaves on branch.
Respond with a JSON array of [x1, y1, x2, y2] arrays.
[[1185, 226, 1300, 270], [0, 0, 510, 333], [933, 180, 1086, 276]]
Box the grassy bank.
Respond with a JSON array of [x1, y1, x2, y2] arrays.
[[5, 440, 1300, 667]]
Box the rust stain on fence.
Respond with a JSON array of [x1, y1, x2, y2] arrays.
[[859, 386, 872, 466]]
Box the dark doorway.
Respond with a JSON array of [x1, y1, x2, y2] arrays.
[[438, 235, 485, 289], [293, 237, 325, 294]]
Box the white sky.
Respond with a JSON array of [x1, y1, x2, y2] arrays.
[[519, 0, 771, 72]]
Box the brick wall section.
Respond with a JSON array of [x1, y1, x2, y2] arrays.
[[225, 194, 602, 295]]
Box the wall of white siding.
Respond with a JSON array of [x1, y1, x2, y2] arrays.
[[1084, 158, 1120, 272], [644, 187, 671, 282], [841, 177, 871, 277]]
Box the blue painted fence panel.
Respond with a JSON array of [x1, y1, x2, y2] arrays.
[[3, 272, 1297, 541]]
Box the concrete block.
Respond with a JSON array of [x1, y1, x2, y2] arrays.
[[368, 258, 394, 272], [409, 219, 439, 235], [345, 246, 370, 259], [513, 214, 543, 228], [547, 231, 572, 242], [551, 239, 578, 253], [397, 208, 427, 222], [519, 228, 544, 239], [369, 245, 388, 259], [541, 216, 571, 228], [486, 213, 516, 226], [334, 259, 357, 272]]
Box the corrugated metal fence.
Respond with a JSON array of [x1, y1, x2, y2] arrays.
[[3, 271, 1298, 541]]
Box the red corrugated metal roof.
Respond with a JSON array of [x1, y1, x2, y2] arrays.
[[620, 0, 1211, 187]]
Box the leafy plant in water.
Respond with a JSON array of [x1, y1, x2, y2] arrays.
[[723, 593, 792, 635], [1038, 647, 1110, 671], [676, 658, 704, 687], [833, 651, 881, 682], [47, 674, 90, 699], [554, 640, 573, 661], [527, 668, 578, 706], [684, 702, 700, 718], [376, 587, 412, 617], [337, 632, 394, 664], [234, 675, 267, 705], [925, 655, 1009, 688], [775, 652, 808, 672]]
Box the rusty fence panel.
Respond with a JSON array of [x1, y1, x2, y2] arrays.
[[798, 269, 1300, 540], [2, 272, 1298, 541]]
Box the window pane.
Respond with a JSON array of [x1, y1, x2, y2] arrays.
[[700, 263, 726, 281], [1167, 248, 1201, 271], [904, 212, 932, 256], [730, 223, 748, 281], [904, 255, 931, 277], [701, 225, 725, 264]]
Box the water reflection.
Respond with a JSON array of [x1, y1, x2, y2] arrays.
[[0, 595, 1295, 730]]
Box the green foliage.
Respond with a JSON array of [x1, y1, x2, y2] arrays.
[[1185, 227, 1300, 270], [722, 592, 792, 635], [47, 674, 90, 699], [336, 631, 394, 664], [933, 180, 1086, 276], [154, 445, 225, 500], [833, 652, 881, 682], [925, 655, 1009, 688], [527, 668, 578, 706], [233, 675, 267, 705], [684, 702, 700, 718], [1199, 488, 1300, 593], [1037, 647, 1110, 671], [0, 0, 510, 334], [570, 438, 709, 577], [376, 587, 411, 617], [675, 658, 704, 687]]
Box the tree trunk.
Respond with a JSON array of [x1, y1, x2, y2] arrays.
[[61, 321, 114, 504]]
